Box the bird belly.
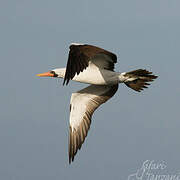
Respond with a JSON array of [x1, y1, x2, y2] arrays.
[[72, 68, 119, 85]]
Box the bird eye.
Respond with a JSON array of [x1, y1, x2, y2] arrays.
[[50, 71, 58, 77]]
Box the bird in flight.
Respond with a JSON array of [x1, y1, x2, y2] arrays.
[[37, 43, 157, 164]]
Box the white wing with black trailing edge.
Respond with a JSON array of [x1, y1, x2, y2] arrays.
[[68, 84, 118, 163]]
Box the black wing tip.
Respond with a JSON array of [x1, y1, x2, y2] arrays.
[[63, 78, 70, 86], [63, 80, 65, 86], [69, 153, 75, 164], [69, 157, 73, 164], [68, 126, 77, 165]]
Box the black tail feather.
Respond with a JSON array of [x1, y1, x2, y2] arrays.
[[124, 69, 158, 92]]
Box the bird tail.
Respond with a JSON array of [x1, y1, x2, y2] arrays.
[[123, 69, 158, 92]]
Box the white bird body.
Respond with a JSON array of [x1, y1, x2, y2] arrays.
[[53, 67, 124, 85], [37, 43, 157, 164]]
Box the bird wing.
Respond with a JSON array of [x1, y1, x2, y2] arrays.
[[63, 44, 117, 85], [68, 84, 118, 163]]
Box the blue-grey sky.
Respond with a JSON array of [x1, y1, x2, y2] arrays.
[[0, 0, 180, 180]]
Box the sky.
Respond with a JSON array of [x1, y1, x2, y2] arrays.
[[0, 0, 180, 179]]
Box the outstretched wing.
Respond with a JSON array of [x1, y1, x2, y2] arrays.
[[63, 44, 117, 85], [68, 84, 118, 163]]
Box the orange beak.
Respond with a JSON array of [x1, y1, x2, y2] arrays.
[[36, 71, 54, 77]]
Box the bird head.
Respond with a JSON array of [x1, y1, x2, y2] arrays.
[[36, 68, 65, 78]]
